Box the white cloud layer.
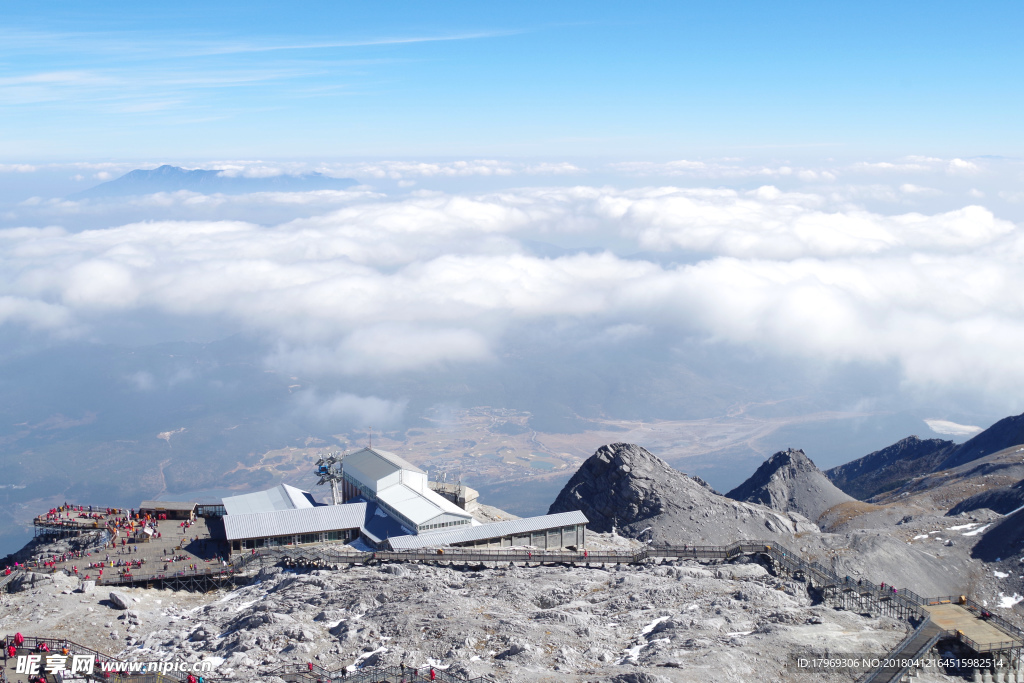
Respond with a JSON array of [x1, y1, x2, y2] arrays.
[[1, 175, 1023, 404], [924, 419, 983, 436], [291, 390, 407, 427]]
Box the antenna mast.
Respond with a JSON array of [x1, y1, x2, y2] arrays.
[[314, 450, 345, 505]]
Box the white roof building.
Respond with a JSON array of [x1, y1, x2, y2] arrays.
[[217, 449, 589, 553], [222, 483, 318, 516], [388, 510, 589, 550], [224, 503, 367, 542], [342, 447, 474, 533]]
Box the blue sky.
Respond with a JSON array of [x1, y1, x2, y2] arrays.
[[2, 1, 1022, 160]]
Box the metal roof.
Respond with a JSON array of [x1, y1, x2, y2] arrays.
[[388, 511, 589, 550], [222, 484, 317, 516], [224, 503, 367, 541], [418, 486, 470, 517], [344, 454, 399, 485], [139, 501, 197, 511], [375, 483, 471, 526], [345, 447, 425, 480]]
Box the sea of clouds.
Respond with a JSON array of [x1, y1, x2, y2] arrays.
[[1, 154, 1023, 423]]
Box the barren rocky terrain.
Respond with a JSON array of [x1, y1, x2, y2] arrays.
[[6, 412, 1024, 682], [1, 530, 919, 683]]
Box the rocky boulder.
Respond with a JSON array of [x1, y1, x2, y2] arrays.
[[548, 443, 818, 545], [726, 448, 855, 523], [8, 571, 54, 593], [109, 591, 131, 609], [313, 609, 346, 622]]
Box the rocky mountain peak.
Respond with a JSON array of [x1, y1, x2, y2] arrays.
[[726, 448, 855, 523], [549, 442, 818, 544], [763, 448, 816, 472], [548, 443, 680, 531]]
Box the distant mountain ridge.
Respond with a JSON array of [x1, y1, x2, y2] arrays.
[[825, 436, 956, 500], [826, 411, 1024, 502], [74, 165, 357, 198], [937, 412, 1024, 470]]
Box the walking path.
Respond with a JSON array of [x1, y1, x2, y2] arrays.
[[1, 634, 208, 683]]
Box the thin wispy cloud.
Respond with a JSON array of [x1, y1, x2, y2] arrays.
[[193, 30, 523, 57], [0, 70, 112, 86], [0, 28, 520, 60], [0, 24, 521, 124]]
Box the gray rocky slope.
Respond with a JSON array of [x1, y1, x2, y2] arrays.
[[547, 444, 995, 598], [0, 533, 912, 683], [948, 478, 1024, 516], [971, 506, 1024, 562], [547, 443, 819, 544], [873, 443, 1024, 510], [825, 436, 955, 500], [724, 448, 855, 523]]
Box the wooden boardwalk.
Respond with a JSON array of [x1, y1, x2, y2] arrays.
[[924, 603, 1024, 652]]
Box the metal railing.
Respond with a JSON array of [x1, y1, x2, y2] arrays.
[[95, 565, 237, 586], [858, 618, 942, 683], [271, 663, 491, 683], [2, 635, 222, 683], [0, 571, 20, 593], [33, 518, 111, 531], [893, 593, 1024, 653]]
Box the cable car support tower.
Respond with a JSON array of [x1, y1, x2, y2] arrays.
[[314, 451, 344, 505]]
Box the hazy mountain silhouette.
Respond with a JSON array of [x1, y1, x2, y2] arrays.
[[74, 165, 357, 198]]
